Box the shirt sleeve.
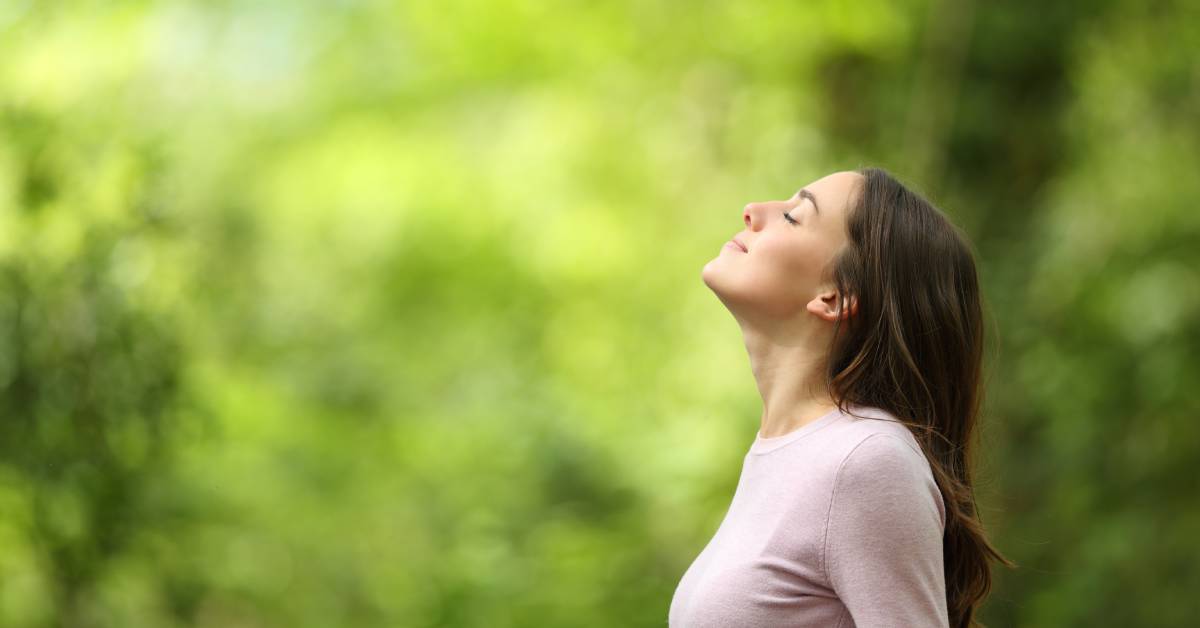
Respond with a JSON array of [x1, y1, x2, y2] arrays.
[[823, 433, 949, 628]]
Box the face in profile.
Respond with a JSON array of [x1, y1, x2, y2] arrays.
[[701, 170, 863, 324]]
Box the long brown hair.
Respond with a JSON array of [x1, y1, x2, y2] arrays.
[[825, 167, 1015, 627]]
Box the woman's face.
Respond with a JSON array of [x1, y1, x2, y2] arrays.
[[701, 170, 863, 322]]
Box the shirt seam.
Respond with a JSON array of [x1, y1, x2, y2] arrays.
[[820, 432, 910, 593], [748, 414, 841, 456]]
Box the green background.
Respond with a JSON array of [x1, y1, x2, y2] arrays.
[[1, 1, 1197, 626]]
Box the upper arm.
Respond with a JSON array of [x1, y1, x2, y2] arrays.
[[823, 434, 948, 628]]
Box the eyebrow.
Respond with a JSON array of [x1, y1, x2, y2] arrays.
[[798, 188, 820, 216]]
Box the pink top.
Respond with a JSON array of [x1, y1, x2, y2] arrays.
[[668, 404, 948, 628]]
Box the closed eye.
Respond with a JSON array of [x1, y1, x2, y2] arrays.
[[782, 212, 799, 226]]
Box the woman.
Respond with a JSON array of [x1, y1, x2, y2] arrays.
[[669, 168, 1014, 627]]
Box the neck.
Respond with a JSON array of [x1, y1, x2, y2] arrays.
[[739, 322, 837, 438]]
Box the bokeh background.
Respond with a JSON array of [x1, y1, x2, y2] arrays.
[[1, 1, 1197, 626]]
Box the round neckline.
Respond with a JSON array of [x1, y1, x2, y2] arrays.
[[750, 406, 845, 455]]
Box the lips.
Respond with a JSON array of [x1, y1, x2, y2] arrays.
[[731, 237, 748, 252]]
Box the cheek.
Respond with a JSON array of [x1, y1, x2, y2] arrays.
[[754, 240, 826, 289], [735, 243, 824, 315]]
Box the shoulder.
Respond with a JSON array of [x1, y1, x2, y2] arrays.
[[836, 433, 929, 490], [828, 404, 927, 461], [826, 406, 945, 527]]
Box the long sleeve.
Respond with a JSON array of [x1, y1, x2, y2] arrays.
[[823, 434, 948, 628]]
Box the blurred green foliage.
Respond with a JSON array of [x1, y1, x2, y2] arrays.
[[0, 1, 1197, 626]]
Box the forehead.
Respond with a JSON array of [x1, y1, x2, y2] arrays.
[[806, 171, 863, 217]]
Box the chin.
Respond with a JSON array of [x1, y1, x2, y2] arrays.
[[701, 258, 723, 291], [701, 262, 738, 304]]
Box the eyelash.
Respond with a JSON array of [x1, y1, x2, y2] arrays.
[[782, 212, 799, 225]]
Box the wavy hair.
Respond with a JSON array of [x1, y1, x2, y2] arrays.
[[825, 167, 1016, 627]]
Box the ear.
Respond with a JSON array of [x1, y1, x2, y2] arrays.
[[806, 289, 858, 323]]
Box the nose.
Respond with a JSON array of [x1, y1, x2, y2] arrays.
[[743, 202, 766, 230]]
